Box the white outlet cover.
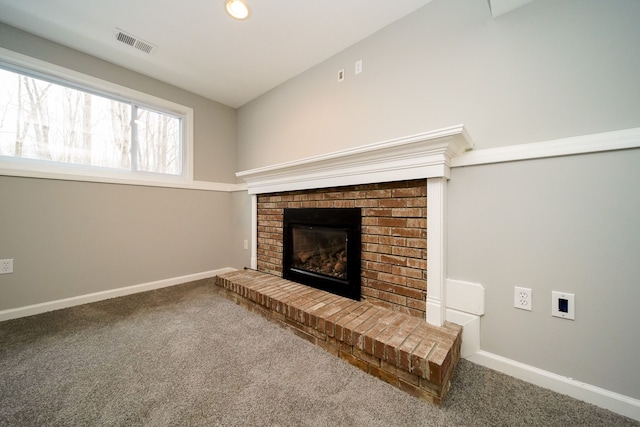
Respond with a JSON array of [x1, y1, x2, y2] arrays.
[[552, 291, 575, 320], [514, 286, 532, 311], [0, 259, 13, 274]]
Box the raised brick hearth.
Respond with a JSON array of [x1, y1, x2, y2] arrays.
[[215, 269, 462, 405], [257, 179, 428, 318]]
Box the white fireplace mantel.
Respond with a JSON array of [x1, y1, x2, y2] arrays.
[[236, 125, 473, 195], [236, 125, 474, 327]]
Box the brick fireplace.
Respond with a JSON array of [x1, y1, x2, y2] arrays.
[[238, 125, 473, 327], [257, 179, 428, 318], [226, 126, 474, 404]]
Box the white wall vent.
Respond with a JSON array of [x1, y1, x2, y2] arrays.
[[115, 29, 157, 55]]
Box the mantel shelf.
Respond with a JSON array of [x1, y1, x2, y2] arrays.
[[236, 125, 473, 194]]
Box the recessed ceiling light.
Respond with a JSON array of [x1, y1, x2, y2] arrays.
[[225, 0, 249, 20]]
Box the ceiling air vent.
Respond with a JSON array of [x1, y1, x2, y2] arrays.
[[115, 29, 157, 55]]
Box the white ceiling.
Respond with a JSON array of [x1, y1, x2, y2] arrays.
[[0, 0, 435, 108], [0, 0, 534, 108]]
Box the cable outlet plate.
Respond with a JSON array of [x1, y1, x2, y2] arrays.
[[514, 286, 532, 311], [0, 259, 13, 274], [552, 291, 575, 320]]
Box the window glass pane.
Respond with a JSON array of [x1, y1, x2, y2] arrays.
[[0, 67, 133, 170], [135, 106, 181, 175], [0, 65, 183, 177]]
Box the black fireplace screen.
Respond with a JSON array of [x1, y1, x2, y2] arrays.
[[283, 208, 361, 300]]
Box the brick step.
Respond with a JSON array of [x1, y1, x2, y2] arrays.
[[215, 269, 462, 405]]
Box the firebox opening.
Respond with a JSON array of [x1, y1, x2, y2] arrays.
[[291, 226, 349, 280], [283, 208, 361, 300]]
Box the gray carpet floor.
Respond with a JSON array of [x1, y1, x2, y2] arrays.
[[0, 279, 637, 427]]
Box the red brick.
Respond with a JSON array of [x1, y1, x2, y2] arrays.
[[323, 300, 360, 337], [364, 261, 393, 274], [334, 304, 373, 341], [355, 199, 380, 208], [391, 207, 423, 218], [361, 270, 380, 280], [368, 365, 398, 387], [378, 272, 408, 286], [363, 226, 391, 236], [378, 236, 406, 246], [373, 316, 419, 361], [389, 285, 424, 300], [406, 197, 427, 207], [339, 350, 369, 373], [360, 287, 380, 299], [363, 208, 392, 217], [361, 252, 380, 262], [378, 217, 408, 228], [391, 266, 424, 279], [392, 187, 426, 198], [343, 307, 384, 346], [363, 243, 393, 255], [407, 258, 427, 270], [379, 254, 407, 266], [312, 298, 356, 332], [383, 317, 422, 365], [406, 278, 427, 291], [378, 199, 406, 208], [392, 246, 423, 258], [406, 297, 427, 311], [361, 234, 379, 245], [377, 290, 407, 306], [392, 228, 426, 239], [366, 189, 393, 199], [410, 330, 437, 378], [406, 238, 427, 249], [398, 380, 439, 406], [361, 311, 402, 354]]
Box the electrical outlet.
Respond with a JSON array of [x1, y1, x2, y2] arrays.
[[337, 68, 345, 82], [355, 59, 362, 75], [0, 259, 13, 274], [514, 286, 532, 311]]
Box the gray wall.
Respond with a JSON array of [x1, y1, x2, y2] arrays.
[[237, 0, 640, 170], [448, 150, 640, 399], [229, 190, 253, 270], [0, 23, 244, 310], [236, 0, 640, 399]]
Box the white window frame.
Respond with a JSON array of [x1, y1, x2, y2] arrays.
[[0, 47, 195, 188]]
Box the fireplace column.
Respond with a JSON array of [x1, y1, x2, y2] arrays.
[[250, 194, 258, 270], [426, 178, 447, 327]]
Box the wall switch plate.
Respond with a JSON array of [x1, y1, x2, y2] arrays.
[[514, 286, 532, 311], [338, 68, 345, 82], [552, 291, 575, 320], [0, 259, 13, 274], [243, 240, 248, 250]]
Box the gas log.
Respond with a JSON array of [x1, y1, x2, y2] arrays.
[[293, 239, 347, 279]]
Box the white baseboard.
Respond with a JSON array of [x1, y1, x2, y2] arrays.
[[0, 267, 237, 322], [466, 350, 640, 422]]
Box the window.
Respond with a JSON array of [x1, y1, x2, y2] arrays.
[[0, 48, 194, 186]]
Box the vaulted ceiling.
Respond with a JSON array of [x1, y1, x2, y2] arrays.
[[0, 0, 532, 108]]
